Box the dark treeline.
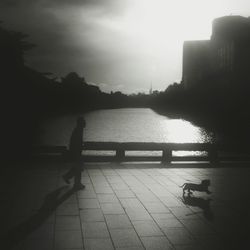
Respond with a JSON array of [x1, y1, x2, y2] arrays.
[[0, 23, 151, 115], [2, 21, 250, 159], [151, 78, 250, 144], [0, 24, 152, 159]]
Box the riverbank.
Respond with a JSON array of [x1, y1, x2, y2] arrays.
[[153, 105, 250, 148]]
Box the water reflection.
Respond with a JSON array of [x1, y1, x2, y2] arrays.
[[38, 108, 214, 146], [160, 119, 211, 143]]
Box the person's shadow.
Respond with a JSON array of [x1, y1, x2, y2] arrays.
[[3, 186, 76, 249], [181, 193, 214, 221]]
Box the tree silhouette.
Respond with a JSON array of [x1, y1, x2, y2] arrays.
[[0, 22, 34, 75]]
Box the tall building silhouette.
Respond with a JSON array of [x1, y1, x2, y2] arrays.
[[182, 16, 250, 89]]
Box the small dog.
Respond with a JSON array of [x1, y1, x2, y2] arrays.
[[180, 179, 211, 194]]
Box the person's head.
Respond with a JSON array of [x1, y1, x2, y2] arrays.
[[76, 116, 86, 128]]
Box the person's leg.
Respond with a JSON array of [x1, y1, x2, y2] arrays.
[[63, 153, 79, 184], [73, 160, 85, 189], [63, 158, 77, 184]]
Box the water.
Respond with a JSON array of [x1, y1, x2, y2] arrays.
[[38, 108, 214, 146]]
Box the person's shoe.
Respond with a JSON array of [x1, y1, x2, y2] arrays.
[[63, 175, 70, 184], [73, 183, 85, 190]]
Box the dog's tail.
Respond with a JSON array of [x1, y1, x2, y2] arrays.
[[179, 183, 187, 188]]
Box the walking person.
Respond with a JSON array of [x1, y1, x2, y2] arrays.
[[63, 117, 86, 190]]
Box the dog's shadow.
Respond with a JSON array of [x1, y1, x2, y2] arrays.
[[181, 193, 214, 221]]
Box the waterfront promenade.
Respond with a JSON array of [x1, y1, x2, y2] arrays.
[[1, 162, 250, 249]]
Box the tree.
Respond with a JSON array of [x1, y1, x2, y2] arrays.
[[0, 22, 34, 74]]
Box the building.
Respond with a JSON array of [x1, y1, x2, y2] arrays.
[[182, 16, 250, 89]]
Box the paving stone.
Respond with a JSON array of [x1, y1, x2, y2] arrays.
[[5, 164, 250, 250], [180, 219, 216, 238], [56, 203, 79, 216], [91, 175, 107, 181], [81, 176, 92, 184], [169, 207, 199, 220], [102, 169, 118, 176], [82, 222, 110, 238], [54, 249, 83, 250], [55, 215, 81, 230], [110, 228, 142, 248], [110, 183, 129, 190], [105, 214, 133, 229], [100, 203, 125, 214], [150, 188, 171, 198], [55, 230, 83, 249], [156, 218, 184, 228], [93, 183, 111, 189], [116, 247, 144, 250], [78, 183, 95, 192], [136, 193, 159, 202], [162, 228, 196, 245], [140, 236, 174, 249], [22, 238, 54, 250], [119, 198, 144, 209], [125, 208, 153, 221], [88, 169, 103, 176], [84, 238, 114, 250], [174, 245, 202, 250], [78, 198, 100, 209], [106, 176, 123, 183], [115, 190, 136, 198], [97, 194, 119, 203], [132, 220, 163, 237], [60, 194, 78, 204], [142, 202, 170, 213], [95, 186, 114, 194], [80, 209, 105, 222], [150, 213, 175, 221], [160, 197, 184, 207], [77, 190, 97, 198], [26, 223, 54, 239], [77, 185, 97, 198], [130, 186, 151, 194]]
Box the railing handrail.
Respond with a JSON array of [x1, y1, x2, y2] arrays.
[[32, 142, 250, 163], [83, 141, 214, 150]]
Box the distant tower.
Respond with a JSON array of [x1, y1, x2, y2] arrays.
[[149, 82, 153, 95]]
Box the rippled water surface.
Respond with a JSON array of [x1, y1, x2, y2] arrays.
[[38, 108, 214, 146]]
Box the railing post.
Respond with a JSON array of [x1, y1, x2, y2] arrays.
[[162, 148, 172, 163], [116, 148, 125, 161], [208, 145, 218, 164]]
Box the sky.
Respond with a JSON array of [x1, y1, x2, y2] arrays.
[[1, 0, 250, 94]]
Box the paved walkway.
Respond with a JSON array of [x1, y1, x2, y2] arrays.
[[1, 162, 250, 250]]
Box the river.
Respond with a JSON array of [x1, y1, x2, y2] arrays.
[[38, 108, 214, 146]]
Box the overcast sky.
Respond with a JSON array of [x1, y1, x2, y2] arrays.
[[1, 0, 250, 93]]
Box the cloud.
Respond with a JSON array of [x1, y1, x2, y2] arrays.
[[0, 0, 179, 93], [0, 0, 133, 81], [0, 0, 127, 13]]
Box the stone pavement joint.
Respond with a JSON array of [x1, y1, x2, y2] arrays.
[[1, 162, 250, 250]]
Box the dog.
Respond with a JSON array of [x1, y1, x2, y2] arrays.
[[180, 179, 211, 194]]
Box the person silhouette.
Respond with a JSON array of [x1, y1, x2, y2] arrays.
[[63, 117, 86, 189]]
